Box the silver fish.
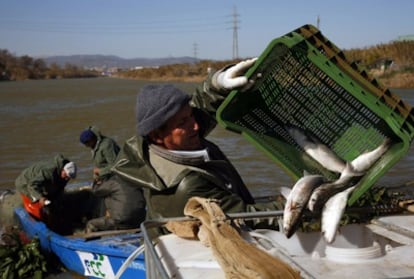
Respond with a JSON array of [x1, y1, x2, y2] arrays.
[[283, 174, 325, 238], [307, 163, 362, 213], [350, 138, 391, 173], [321, 185, 357, 243], [286, 126, 346, 173]]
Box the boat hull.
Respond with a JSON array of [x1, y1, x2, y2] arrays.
[[15, 207, 145, 278]]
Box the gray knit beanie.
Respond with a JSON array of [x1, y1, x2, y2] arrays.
[[136, 84, 191, 136]]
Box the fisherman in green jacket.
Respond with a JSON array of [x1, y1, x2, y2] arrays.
[[112, 58, 285, 228], [80, 126, 146, 232], [15, 154, 77, 231], [79, 125, 120, 183]]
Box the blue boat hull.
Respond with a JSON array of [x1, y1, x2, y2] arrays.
[[15, 207, 146, 278]]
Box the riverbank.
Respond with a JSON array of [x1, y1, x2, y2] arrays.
[[374, 71, 414, 88], [114, 59, 414, 89], [115, 70, 414, 89]]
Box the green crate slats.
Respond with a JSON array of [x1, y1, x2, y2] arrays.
[[295, 25, 414, 138], [216, 25, 414, 206]]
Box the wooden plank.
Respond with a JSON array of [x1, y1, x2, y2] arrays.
[[67, 228, 140, 240]]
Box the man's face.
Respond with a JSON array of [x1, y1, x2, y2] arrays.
[[153, 104, 202, 150], [84, 138, 97, 149], [60, 169, 71, 181]]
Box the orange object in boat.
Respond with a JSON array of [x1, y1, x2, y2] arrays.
[[21, 194, 43, 220]]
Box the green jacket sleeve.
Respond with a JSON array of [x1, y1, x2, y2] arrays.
[[96, 139, 120, 178], [26, 169, 52, 202], [190, 71, 230, 136]]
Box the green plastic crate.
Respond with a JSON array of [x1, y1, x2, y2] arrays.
[[295, 24, 414, 137], [216, 25, 414, 206]]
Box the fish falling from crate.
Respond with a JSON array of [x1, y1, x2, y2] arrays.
[[321, 184, 357, 243], [318, 138, 391, 243], [282, 125, 391, 240], [286, 125, 347, 174], [349, 137, 392, 173], [286, 125, 390, 175], [308, 138, 391, 212], [282, 174, 326, 238], [307, 162, 363, 213]]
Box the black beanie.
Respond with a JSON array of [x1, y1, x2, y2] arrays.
[[136, 84, 191, 136]]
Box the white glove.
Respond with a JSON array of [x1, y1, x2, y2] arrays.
[[213, 57, 258, 90]]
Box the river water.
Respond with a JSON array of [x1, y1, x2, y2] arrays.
[[0, 78, 413, 199]]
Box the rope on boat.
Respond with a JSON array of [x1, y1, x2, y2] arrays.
[[180, 197, 301, 278]]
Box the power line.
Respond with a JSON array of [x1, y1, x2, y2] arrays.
[[0, 16, 229, 34], [193, 42, 198, 59], [232, 6, 239, 59], [0, 25, 225, 35]]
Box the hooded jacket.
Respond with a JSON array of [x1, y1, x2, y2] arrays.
[[112, 73, 284, 223], [89, 126, 120, 180], [15, 154, 70, 202]]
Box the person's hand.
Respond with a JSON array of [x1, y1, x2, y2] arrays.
[[92, 178, 102, 189], [213, 57, 258, 90], [93, 167, 100, 176], [39, 197, 51, 207]]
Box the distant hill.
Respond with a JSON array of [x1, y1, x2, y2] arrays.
[[42, 55, 200, 69]]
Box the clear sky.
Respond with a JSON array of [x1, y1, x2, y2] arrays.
[[1, 0, 413, 60]]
